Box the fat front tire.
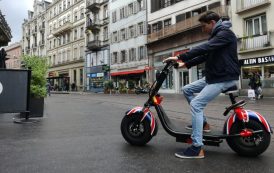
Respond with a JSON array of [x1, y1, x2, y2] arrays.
[[226, 119, 271, 157], [121, 114, 153, 146]]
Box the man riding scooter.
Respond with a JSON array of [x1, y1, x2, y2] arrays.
[[163, 12, 240, 159]]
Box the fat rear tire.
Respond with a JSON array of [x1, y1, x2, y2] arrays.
[[226, 119, 271, 157], [121, 114, 153, 146]]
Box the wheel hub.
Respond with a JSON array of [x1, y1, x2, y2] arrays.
[[129, 122, 145, 137]]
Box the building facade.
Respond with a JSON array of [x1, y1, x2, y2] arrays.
[[231, 0, 274, 96], [4, 42, 22, 69], [109, 0, 148, 90], [147, 0, 231, 93], [22, 0, 50, 56], [85, 0, 110, 92], [47, 0, 85, 91], [0, 10, 12, 47]]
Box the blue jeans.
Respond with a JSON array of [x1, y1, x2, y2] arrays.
[[182, 77, 238, 147]]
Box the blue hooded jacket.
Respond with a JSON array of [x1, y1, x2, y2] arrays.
[[177, 20, 240, 84]]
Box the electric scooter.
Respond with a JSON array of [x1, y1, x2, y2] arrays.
[[120, 61, 272, 156]]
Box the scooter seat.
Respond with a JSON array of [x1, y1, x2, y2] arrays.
[[222, 85, 238, 95]]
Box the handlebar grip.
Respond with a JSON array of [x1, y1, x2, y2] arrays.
[[174, 62, 179, 69]]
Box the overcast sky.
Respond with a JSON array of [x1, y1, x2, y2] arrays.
[[0, 0, 51, 44]]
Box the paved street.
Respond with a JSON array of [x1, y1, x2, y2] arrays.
[[1, 93, 274, 173]]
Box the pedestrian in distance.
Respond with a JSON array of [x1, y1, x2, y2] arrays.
[[249, 72, 263, 100], [46, 81, 51, 96], [163, 11, 240, 159]]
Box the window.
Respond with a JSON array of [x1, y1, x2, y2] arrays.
[[80, 69, 83, 85], [139, 46, 145, 60], [208, 2, 221, 10], [138, 22, 144, 35], [129, 48, 136, 61], [245, 14, 267, 36], [63, 0, 66, 10], [113, 31, 118, 42], [74, 29, 78, 40], [164, 18, 171, 28], [112, 11, 117, 23], [128, 3, 134, 16], [137, 0, 144, 10], [74, 47, 78, 59], [113, 52, 118, 64], [152, 23, 159, 33], [103, 5, 108, 19], [59, 3, 62, 13], [120, 7, 125, 19], [80, 46, 84, 58], [74, 11, 78, 22], [121, 50, 127, 63], [129, 25, 135, 38], [120, 29, 126, 41], [103, 27, 108, 40], [80, 8, 84, 19], [80, 27, 84, 38]]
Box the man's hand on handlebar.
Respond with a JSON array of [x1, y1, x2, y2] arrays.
[[177, 62, 186, 68], [163, 56, 186, 68], [163, 56, 178, 63]]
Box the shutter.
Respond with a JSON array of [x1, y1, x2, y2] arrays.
[[143, 0, 147, 10], [143, 21, 147, 35], [134, 24, 137, 37], [133, 2, 138, 14]]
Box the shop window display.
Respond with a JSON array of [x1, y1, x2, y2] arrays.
[[242, 66, 261, 89], [264, 65, 274, 88]]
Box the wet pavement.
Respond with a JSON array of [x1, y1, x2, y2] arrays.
[[1, 93, 274, 173]]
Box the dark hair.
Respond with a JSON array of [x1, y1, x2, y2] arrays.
[[198, 11, 220, 23]]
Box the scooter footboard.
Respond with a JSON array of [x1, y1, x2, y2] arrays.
[[224, 110, 272, 135]]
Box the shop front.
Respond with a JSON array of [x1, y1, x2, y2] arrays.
[[110, 69, 146, 90], [86, 65, 109, 93], [239, 55, 274, 96]]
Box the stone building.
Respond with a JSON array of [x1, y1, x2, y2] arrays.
[[47, 0, 85, 91]]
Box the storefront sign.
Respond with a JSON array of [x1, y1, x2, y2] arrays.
[[240, 55, 274, 66], [97, 73, 104, 77]]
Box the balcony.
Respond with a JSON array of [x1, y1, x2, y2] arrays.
[[86, 20, 101, 32], [39, 25, 45, 33], [147, 6, 229, 43], [32, 44, 37, 49], [87, 40, 102, 51], [52, 21, 73, 36], [87, 0, 100, 12], [39, 40, 45, 47], [103, 17, 109, 25], [236, 0, 271, 14], [25, 46, 30, 52], [32, 29, 37, 35], [239, 32, 273, 53], [25, 32, 30, 39]]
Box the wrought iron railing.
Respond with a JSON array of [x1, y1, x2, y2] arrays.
[[147, 5, 230, 43], [239, 32, 271, 51], [236, 0, 271, 12]]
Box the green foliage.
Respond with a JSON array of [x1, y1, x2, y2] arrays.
[[22, 55, 48, 98], [104, 80, 114, 90]]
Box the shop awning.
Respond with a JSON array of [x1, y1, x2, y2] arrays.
[[110, 69, 145, 76]]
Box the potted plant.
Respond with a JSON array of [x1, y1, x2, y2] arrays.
[[22, 55, 48, 117], [104, 80, 114, 94]]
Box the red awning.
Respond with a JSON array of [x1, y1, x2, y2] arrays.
[[110, 69, 145, 76]]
